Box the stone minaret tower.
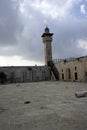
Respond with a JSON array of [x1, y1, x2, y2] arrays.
[[41, 27, 54, 65]]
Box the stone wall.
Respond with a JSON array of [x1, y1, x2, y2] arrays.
[[0, 66, 50, 83], [54, 56, 87, 82], [0, 56, 87, 83]]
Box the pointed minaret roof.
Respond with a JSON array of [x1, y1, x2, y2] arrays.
[[41, 27, 53, 37]]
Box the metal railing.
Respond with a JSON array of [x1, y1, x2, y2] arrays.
[[53, 57, 77, 63]]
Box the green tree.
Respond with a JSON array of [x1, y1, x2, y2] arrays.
[[0, 72, 7, 84]]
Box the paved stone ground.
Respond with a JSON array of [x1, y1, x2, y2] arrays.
[[0, 81, 87, 130]]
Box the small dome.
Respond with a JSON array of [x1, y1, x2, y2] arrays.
[[45, 26, 49, 33]]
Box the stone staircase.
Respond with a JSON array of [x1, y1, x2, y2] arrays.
[[48, 61, 59, 80]]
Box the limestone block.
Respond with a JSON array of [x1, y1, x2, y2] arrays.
[[75, 91, 87, 98]]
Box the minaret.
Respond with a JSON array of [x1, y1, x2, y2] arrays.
[[41, 27, 54, 65]]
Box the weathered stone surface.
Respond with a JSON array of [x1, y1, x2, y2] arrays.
[[55, 56, 87, 82], [42, 27, 53, 65], [0, 66, 50, 83], [75, 91, 87, 98], [0, 81, 87, 130]]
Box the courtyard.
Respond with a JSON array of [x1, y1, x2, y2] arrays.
[[0, 81, 87, 130]]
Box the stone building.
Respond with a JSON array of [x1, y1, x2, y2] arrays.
[[54, 56, 87, 82], [0, 27, 87, 83], [41, 26, 53, 65], [41, 27, 87, 82], [41, 27, 59, 80]]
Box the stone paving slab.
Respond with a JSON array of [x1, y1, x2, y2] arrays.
[[0, 81, 87, 130]]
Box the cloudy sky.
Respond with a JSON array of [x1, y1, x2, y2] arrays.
[[0, 0, 87, 66]]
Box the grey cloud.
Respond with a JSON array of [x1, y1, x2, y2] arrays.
[[52, 18, 87, 59], [0, 1, 45, 63], [0, 0, 24, 46], [0, 0, 87, 64]]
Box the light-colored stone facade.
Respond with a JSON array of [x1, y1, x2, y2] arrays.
[[54, 56, 87, 82]]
